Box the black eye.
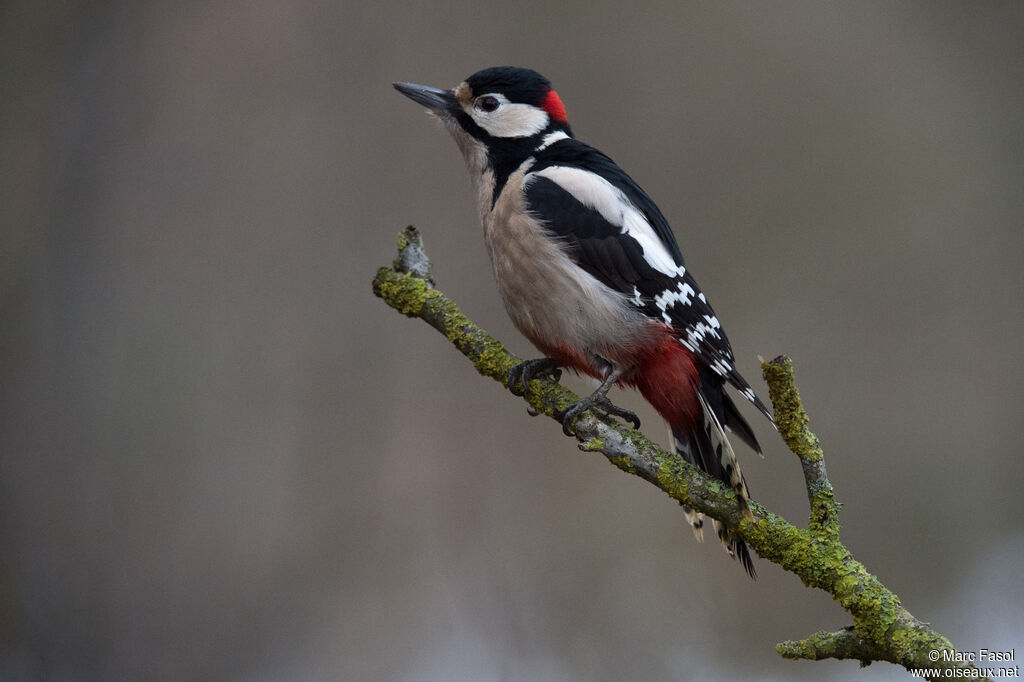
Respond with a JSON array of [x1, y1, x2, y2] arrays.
[[475, 95, 500, 113]]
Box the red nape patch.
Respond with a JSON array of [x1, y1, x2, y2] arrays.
[[542, 89, 568, 123]]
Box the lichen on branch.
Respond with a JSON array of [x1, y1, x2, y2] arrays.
[[372, 226, 983, 681]]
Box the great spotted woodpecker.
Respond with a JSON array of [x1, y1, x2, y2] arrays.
[[395, 67, 773, 576]]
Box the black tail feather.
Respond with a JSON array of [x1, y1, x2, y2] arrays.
[[672, 378, 758, 579], [734, 538, 757, 579], [722, 391, 762, 455]]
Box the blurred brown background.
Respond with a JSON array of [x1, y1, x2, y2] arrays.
[[2, 2, 1022, 680]]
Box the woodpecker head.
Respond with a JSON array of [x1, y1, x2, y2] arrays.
[[394, 67, 573, 180]]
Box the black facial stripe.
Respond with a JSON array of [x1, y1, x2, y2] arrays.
[[453, 109, 489, 141], [477, 127, 574, 209], [451, 107, 547, 208], [488, 136, 544, 208]]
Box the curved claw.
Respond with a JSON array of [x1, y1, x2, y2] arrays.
[[556, 395, 641, 436], [507, 357, 561, 396]]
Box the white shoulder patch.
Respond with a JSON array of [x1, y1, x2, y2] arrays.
[[535, 130, 570, 151], [531, 166, 685, 278]]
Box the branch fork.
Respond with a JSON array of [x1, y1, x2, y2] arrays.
[[373, 226, 982, 681]]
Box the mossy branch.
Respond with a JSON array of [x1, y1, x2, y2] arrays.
[[372, 226, 984, 681]]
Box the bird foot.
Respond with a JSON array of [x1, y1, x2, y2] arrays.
[[556, 393, 641, 436], [508, 357, 562, 396]]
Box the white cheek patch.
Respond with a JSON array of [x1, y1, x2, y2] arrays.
[[468, 94, 550, 138], [531, 166, 686, 278]]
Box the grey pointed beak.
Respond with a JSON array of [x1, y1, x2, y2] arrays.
[[393, 81, 458, 115]]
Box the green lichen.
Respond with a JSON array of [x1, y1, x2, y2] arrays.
[[746, 520, 811, 582], [777, 636, 818, 660], [741, 513, 847, 591], [808, 491, 842, 542], [832, 564, 900, 645], [747, 511, 910, 659], [375, 234, 971, 678], [373, 268, 427, 317], [834, 573, 862, 604], [608, 454, 640, 474], [476, 343, 513, 381], [889, 628, 912, 658], [655, 454, 692, 507], [762, 357, 824, 463], [425, 292, 515, 382], [650, 438, 767, 525], [888, 628, 958, 669]]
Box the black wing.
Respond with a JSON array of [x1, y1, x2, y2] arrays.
[[530, 139, 684, 264], [524, 140, 773, 423]]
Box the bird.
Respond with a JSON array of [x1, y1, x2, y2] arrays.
[[394, 67, 773, 577]]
